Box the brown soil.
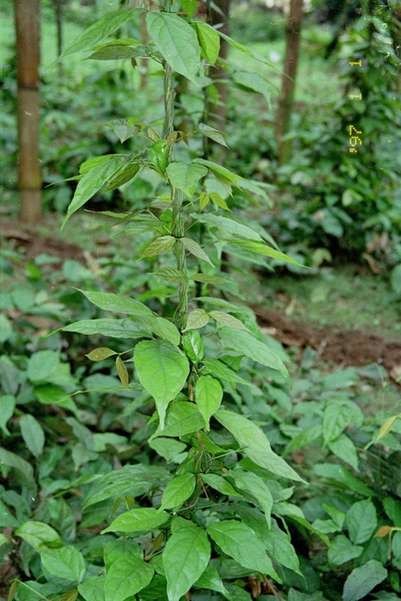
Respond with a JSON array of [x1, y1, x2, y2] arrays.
[[2, 222, 84, 262], [253, 306, 401, 377]]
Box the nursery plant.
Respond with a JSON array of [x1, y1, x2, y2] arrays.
[[4, 2, 314, 600]]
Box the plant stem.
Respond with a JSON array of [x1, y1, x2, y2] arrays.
[[162, 62, 189, 331]]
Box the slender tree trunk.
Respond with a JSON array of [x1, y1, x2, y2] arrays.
[[52, 0, 63, 58], [15, 0, 42, 224], [275, 0, 304, 164]]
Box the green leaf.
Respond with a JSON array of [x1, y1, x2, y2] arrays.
[[0, 447, 36, 490], [208, 520, 279, 579], [134, 340, 189, 429], [328, 535, 363, 566], [86, 347, 117, 361], [83, 464, 167, 508], [161, 473, 196, 510], [62, 318, 150, 339], [149, 437, 187, 463], [201, 473, 240, 497], [78, 576, 105, 601], [346, 499, 377, 544], [197, 214, 263, 241], [35, 384, 78, 414], [218, 328, 287, 376], [342, 560, 387, 601], [156, 400, 204, 438], [0, 395, 15, 436], [323, 402, 360, 444], [195, 563, 229, 597], [105, 556, 154, 601], [198, 123, 227, 147], [184, 309, 210, 331], [328, 434, 359, 471], [141, 236, 176, 258], [231, 470, 273, 527], [194, 21, 220, 64], [262, 522, 300, 574], [0, 314, 12, 343], [41, 546, 86, 584], [79, 289, 153, 318], [62, 156, 127, 227], [313, 463, 374, 496], [216, 409, 303, 482], [166, 161, 207, 196], [229, 239, 303, 267], [233, 70, 270, 103], [151, 317, 181, 346], [209, 310, 247, 331], [19, 415, 45, 458], [203, 358, 253, 388], [105, 160, 141, 190], [28, 350, 59, 382], [195, 375, 223, 429], [103, 507, 169, 534], [182, 237, 213, 265], [146, 12, 201, 82], [163, 520, 211, 601], [16, 521, 61, 551], [89, 39, 140, 60], [194, 159, 240, 184], [63, 9, 135, 56], [115, 356, 129, 386]]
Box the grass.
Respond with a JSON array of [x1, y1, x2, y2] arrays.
[[248, 265, 401, 341]]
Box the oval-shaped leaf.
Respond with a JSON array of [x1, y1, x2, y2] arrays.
[[163, 520, 211, 601], [161, 473, 196, 510], [134, 340, 189, 428]]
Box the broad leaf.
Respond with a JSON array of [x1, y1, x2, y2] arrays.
[[184, 309, 210, 331], [198, 123, 227, 147], [195, 375, 223, 429], [161, 473, 196, 510], [229, 239, 302, 267], [201, 473, 241, 497], [104, 508, 169, 534], [105, 556, 154, 601], [63, 9, 135, 56], [0, 395, 15, 436], [208, 520, 279, 579], [231, 470, 273, 526], [209, 310, 247, 331], [28, 350, 59, 382], [163, 520, 211, 601], [141, 236, 176, 258], [233, 70, 271, 103], [78, 576, 105, 601], [182, 237, 213, 265], [219, 328, 287, 376], [166, 161, 207, 196], [146, 12, 201, 82], [20, 415, 45, 458], [134, 340, 189, 428], [63, 318, 150, 339], [346, 499, 377, 544], [86, 347, 117, 361], [62, 156, 127, 227], [41, 546, 86, 584], [195, 21, 220, 64], [216, 409, 303, 482], [83, 464, 167, 508], [16, 521, 61, 551], [328, 535, 363, 566], [342, 560, 387, 601], [156, 400, 204, 438], [79, 289, 153, 318], [0, 447, 36, 490]]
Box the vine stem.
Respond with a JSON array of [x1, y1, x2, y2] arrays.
[[162, 62, 189, 331]]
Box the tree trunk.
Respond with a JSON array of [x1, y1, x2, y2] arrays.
[[52, 0, 63, 58], [15, 0, 42, 224], [275, 0, 304, 164]]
